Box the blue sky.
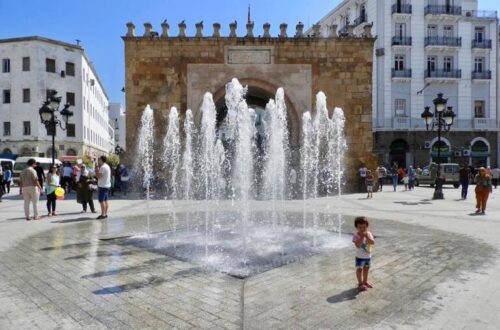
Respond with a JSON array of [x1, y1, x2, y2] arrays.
[[1, 0, 499, 106]]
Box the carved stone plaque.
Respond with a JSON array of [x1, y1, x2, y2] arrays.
[[226, 48, 272, 64]]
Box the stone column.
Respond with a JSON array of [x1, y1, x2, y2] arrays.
[[263, 23, 271, 38], [312, 24, 321, 38], [126, 22, 135, 37], [213, 23, 221, 38], [329, 24, 338, 38], [178, 21, 186, 38], [295, 22, 304, 38], [195, 21, 203, 37], [246, 22, 254, 38], [229, 21, 237, 37], [143, 22, 152, 37], [161, 20, 169, 38], [279, 23, 288, 38]]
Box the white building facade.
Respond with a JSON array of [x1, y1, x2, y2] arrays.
[[312, 0, 499, 168], [0, 36, 114, 160], [108, 103, 126, 152]]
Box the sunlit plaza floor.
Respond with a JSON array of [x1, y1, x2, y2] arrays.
[[1, 185, 499, 329]]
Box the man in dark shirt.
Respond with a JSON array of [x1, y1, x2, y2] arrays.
[[459, 163, 471, 199], [35, 162, 46, 196]]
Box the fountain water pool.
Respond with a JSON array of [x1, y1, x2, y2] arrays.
[[132, 78, 349, 277]]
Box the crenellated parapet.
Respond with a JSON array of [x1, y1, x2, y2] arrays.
[[123, 20, 373, 39]]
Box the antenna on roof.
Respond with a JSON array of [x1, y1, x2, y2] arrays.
[[75, 39, 81, 46]]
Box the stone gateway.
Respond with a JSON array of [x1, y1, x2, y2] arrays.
[[123, 21, 377, 191]]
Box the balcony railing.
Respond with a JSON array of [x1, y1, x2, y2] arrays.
[[425, 5, 462, 16], [353, 14, 367, 26], [425, 36, 462, 47], [392, 69, 412, 78], [472, 39, 492, 49], [463, 10, 497, 19], [392, 4, 412, 14], [392, 36, 412, 46], [472, 70, 491, 79], [393, 117, 410, 130], [425, 69, 461, 79]]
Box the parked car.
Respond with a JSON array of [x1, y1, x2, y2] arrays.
[[415, 163, 460, 188], [12, 157, 62, 186]]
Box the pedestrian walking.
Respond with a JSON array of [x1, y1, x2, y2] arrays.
[[45, 165, 60, 217], [20, 159, 42, 220], [402, 173, 409, 191], [61, 162, 73, 193], [96, 156, 111, 219], [376, 164, 387, 192], [119, 164, 130, 196], [474, 167, 493, 215], [35, 162, 46, 196], [491, 166, 500, 189], [390, 164, 399, 192], [459, 163, 471, 199], [365, 170, 374, 198], [358, 164, 368, 193], [407, 165, 416, 190], [3, 165, 12, 194], [78, 165, 96, 213]]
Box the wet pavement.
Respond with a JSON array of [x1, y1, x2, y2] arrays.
[[0, 186, 499, 329]]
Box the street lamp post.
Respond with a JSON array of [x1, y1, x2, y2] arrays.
[[421, 93, 456, 200], [39, 91, 74, 165]]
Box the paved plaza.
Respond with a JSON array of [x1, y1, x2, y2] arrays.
[[0, 186, 500, 329]]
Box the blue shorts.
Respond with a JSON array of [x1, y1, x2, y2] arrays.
[[98, 187, 110, 203], [355, 257, 371, 269]]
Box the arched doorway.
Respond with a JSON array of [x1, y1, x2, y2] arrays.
[[46, 147, 58, 159], [470, 139, 490, 167], [1, 148, 12, 154], [389, 139, 409, 168], [431, 140, 450, 164], [66, 148, 77, 156], [20, 146, 32, 156]]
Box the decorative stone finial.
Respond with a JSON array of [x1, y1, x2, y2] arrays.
[[229, 21, 237, 37], [263, 23, 271, 38], [161, 20, 169, 38], [195, 21, 204, 37], [329, 24, 338, 38], [213, 23, 221, 38], [178, 20, 186, 38], [246, 22, 254, 38], [312, 24, 321, 38], [279, 23, 288, 38], [362, 23, 373, 38], [143, 22, 153, 37], [295, 22, 304, 38], [347, 25, 355, 37], [126, 22, 135, 37]]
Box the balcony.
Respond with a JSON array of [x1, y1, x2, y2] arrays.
[[392, 69, 412, 78], [425, 36, 461, 47], [472, 70, 491, 80], [392, 4, 412, 14], [392, 36, 412, 46], [425, 69, 461, 79], [472, 39, 492, 49], [353, 14, 367, 27], [473, 118, 491, 130], [463, 10, 497, 19], [425, 5, 462, 16], [393, 117, 410, 130]]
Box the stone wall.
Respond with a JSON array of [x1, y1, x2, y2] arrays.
[[123, 21, 378, 190]]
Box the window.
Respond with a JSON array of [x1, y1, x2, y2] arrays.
[[65, 62, 75, 76], [22, 88, 30, 103], [3, 90, 11, 104], [66, 123, 75, 137], [395, 23, 406, 38], [474, 101, 485, 118], [427, 25, 437, 37], [2, 59, 10, 73], [46, 89, 56, 101], [394, 55, 405, 70], [395, 99, 406, 116], [23, 121, 31, 135], [443, 25, 454, 38], [22, 57, 30, 71], [3, 122, 11, 136], [443, 56, 453, 72], [46, 58, 56, 73], [474, 57, 484, 72], [475, 26, 485, 42], [427, 56, 437, 72], [66, 92, 75, 106]]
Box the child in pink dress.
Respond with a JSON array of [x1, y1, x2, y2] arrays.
[[352, 216, 375, 291]]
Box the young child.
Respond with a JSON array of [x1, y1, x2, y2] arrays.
[[402, 173, 409, 191], [365, 170, 374, 198], [352, 216, 375, 291]]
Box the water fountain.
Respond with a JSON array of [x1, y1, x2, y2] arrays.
[[130, 78, 350, 278]]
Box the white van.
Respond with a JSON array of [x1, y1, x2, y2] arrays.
[[0, 158, 15, 171], [12, 157, 62, 186]]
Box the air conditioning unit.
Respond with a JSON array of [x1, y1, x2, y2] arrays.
[[376, 48, 385, 57], [424, 141, 432, 149], [61, 70, 65, 77], [463, 149, 471, 156]]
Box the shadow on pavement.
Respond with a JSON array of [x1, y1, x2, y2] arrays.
[[51, 217, 95, 223], [326, 288, 360, 303]]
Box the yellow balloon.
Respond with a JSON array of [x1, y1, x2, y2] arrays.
[[54, 187, 65, 197]]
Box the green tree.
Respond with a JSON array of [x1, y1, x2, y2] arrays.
[[107, 154, 120, 167]]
